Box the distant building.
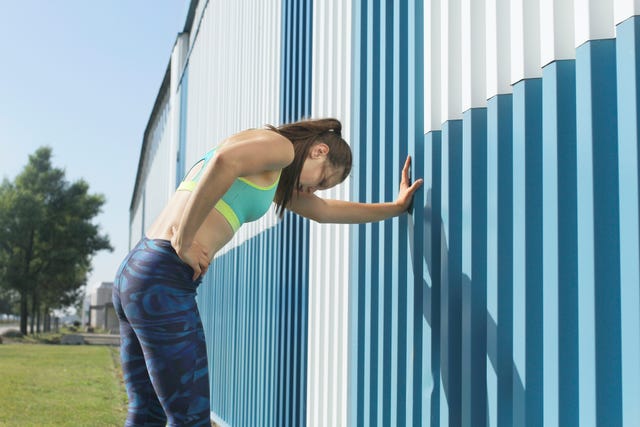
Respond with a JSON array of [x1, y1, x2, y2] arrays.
[[85, 282, 119, 333]]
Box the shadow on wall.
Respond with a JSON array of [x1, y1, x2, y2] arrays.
[[418, 188, 525, 424]]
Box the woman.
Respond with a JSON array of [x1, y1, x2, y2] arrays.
[[113, 118, 423, 426]]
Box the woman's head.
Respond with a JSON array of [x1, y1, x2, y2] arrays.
[[268, 118, 352, 215]]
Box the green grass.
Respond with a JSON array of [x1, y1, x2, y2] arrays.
[[0, 344, 127, 426]]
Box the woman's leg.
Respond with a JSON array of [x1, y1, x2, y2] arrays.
[[133, 303, 210, 427], [114, 288, 168, 426], [116, 238, 211, 427]]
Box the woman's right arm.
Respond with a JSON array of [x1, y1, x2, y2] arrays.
[[172, 129, 294, 278]]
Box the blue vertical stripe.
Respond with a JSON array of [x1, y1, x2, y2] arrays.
[[348, 0, 367, 424], [408, 0, 425, 425], [176, 68, 189, 188], [350, 1, 427, 425], [542, 59, 579, 427], [616, 16, 640, 427], [576, 38, 622, 427], [441, 119, 463, 427], [486, 93, 514, 427], [512, 78, 543, 427], [424, 130, 442, 427], [461, 107, 488, 427]]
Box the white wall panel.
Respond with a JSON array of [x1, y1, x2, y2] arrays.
[[442, 0, 463, 120], [308, 1, 352, 426], [616, 0, 640, 25], [511, 0, 542, 83], [130, 198, 143, 250], [541, 0, 576, 66], [486, 0, 512, 97], [168, 33, 190, 196], [425, 0, 442, 131], [575, 0, 615, 46], [143, 92, 172, 228], [461, 0, 487, 110], [184, 0, 282, 257]]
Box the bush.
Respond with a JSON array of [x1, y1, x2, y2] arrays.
[[1, 329, 23, 338]]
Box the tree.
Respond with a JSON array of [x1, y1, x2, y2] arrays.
[[0, 147, 112, 334]]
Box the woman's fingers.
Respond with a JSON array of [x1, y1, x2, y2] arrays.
[[192, 264, 201, 281], [402, 156, 411, 184], [410, 178, 424, 191]]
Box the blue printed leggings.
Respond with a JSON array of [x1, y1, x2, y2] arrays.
[[112, 237, 210, 427]]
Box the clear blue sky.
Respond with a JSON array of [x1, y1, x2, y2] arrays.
[[0, 1, 189, 295]]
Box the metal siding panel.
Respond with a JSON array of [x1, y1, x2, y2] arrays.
[[511, 0, 542, 83], [616, 16, 640, 427], [575, 0, 616, 46], [180, 1, 301, 425], [348, 0, 367, 424], [486, 94, 514, 427], [461, 108, 488, 427], [512, 78, 544, 427], [443, 119, 463, 427], [307, 0, 353, 423], [577, 39, 623, 427], [486, 0, 512, 98], [129, 199, 143, 250], [542, 60, 579, 427], [425, 131, 442, 427]]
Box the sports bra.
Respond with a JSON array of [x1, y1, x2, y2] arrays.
[[176, 146, 281, 232]]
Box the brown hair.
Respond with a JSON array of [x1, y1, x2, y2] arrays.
[[267, 118, 352, 216]]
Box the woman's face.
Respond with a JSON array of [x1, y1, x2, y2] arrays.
[[298, 143, 344, 193]]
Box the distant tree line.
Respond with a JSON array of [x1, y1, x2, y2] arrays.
[[0, 147, 112, 334]]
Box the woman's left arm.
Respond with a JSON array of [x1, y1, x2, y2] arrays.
[[288, 155, 424, 224]]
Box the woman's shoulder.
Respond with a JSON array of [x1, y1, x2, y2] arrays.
[[235, 127, 290, 144], [219, 128, 294, 169]]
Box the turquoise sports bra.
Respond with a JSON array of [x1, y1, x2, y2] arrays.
[[176, 146, 280, 232]]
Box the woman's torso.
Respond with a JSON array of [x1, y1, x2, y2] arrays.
[[145, 146, 281, 262]]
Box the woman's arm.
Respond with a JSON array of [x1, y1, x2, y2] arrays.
[[287, 155, 423, 224], [172, 129, 294, 260]]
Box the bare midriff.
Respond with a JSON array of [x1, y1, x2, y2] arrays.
[[144, 168, 280, 262], [144, 190, 235, 262]]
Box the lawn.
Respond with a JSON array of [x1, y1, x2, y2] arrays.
[[0, 344, 127, 426]]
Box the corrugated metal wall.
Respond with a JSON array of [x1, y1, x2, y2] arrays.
[[421, 0, 638, 426], [306, 0, 352, 426], [349, 1, 425, 426], [178, 0, 313, 425], [128, 0, 639, 425]]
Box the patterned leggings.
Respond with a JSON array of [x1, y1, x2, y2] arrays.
[[112, 237, 210, 427]]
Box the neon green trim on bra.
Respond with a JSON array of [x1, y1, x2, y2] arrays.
[[237, 172, 281, 190], [213, 199, 241, 232]]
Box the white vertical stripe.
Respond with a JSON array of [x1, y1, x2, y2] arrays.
[[168, 33, 189, 198], [486, 0, 512, 97], [511, 0, 542, 83], [424, 0, 442, 131], [130, 200, 143, 249], [461, 0, 487, 111], [615, 0, 640, 25], [575, 0, 615, 46], [441, 0, 463, 120], [308, 0, 352, 426], [541, 0, 576, 66]]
